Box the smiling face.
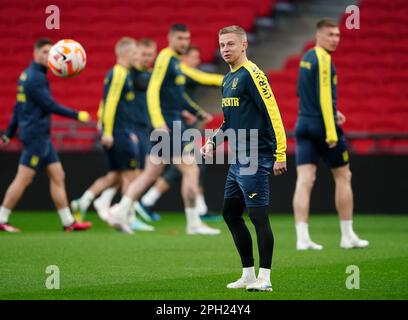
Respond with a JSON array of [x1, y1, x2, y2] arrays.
[[316, 25, 340, 53], [219, 32, 248, 66]]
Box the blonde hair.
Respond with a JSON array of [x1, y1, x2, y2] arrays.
[[115, 37, 137, 57], [218, 25, 247, 41]]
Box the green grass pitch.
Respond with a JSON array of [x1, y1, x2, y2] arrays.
[[0, 212, 407, 300]]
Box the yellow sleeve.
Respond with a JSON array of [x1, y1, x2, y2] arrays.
[[244, 62, 287, 162], [97, 100, 103, 122], [182, 92, 205, 115], [180, 63, 224, 87], [103, 66, 127, 137], [147, 50, 172, 128], [316, 48, 338, 143]]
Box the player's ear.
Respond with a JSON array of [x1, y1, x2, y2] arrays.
[[243, 41, 248, 51]]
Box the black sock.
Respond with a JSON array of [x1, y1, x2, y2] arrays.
[[248, 206, 274, 269], [222, 198, 254, 268]]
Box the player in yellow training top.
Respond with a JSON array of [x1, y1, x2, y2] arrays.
[[293, 19, 369, 250], [201, 26, 287, 292], [110, 24, 220, 235]]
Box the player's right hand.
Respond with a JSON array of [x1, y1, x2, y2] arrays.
[[273, 161, 287, 176], [200, 142, 214, 158], [336, 110, 346, 125], [78, 111, 90, 123], [101, 135, 114, 149], [0, 134, 10, 146], [327, 141, 337, 149]]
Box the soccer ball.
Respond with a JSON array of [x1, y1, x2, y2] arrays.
[[48, 39, 87, 77]]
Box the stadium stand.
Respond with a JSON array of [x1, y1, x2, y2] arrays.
[[0, 0, 277, 151], [267, 0, 408, 153], [1, 0, 407, 153]]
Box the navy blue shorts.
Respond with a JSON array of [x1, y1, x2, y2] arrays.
[[224, 157, 274, 207], [105, 132, 138, 171], [20, 139, 59, 171], [295, 117, 349, 168], [132, 127, 151, 169]]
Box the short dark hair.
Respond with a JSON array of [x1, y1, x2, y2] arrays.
[[138, 38, 156, 47], [316, 19, 338, 30], [34, 38, 52, 49], [170, 23, 189, 33], [185, 45, 199, 55]]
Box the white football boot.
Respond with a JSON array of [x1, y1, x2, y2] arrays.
[[186, 223, 221, 235], [246, 278, 273, 292], [93, 196, 109, 222], [108, 204, 134, 235], [227, 277, 256, 289], [341, 233, 369, 249], [296, 240, 324, 251]]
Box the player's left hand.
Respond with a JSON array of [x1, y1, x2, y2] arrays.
[[0, 134, 10, 146], [273, 161, 287, 176], [336, 110, 346, 125], [200, 142, 214, 158], [78, 111, 90, 123], [130, 133, 139, 144], [182, 110, 198, 125], [101, 135, 114, 149]]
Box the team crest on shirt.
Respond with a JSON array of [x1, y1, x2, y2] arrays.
[[19, 72, 27, 81], [231, 77, 239, 90], [30, 155, 39, 167], [175, 75, 186, 85]]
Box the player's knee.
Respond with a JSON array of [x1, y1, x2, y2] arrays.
[[184, 164, 199, 180], [335, 168, 352, 184], [222, 201, 238, 225], [297, 173, 316, 190], [145, 167, 160, 184], [53, 169, 66, 185], [106, 172, 119, 185], [17, 174, 34, 188], [345, 169, 352, 181], [248, 208, 268, 227], [222, 209, 238, 225]]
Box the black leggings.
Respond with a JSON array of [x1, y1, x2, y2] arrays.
[[222, 198, 274, 269]]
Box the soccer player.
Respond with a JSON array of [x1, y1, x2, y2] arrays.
[[201, 26, 287, 291], [0, 39, 92, 232], [292, 19, 369, 250], [71, 37, 143, 226], [94, 38, 159, 231], [138, 45, 224, 221], [109, 24, 220, 235]]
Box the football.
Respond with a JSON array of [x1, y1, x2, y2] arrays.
[[48, 39, 87, 77]]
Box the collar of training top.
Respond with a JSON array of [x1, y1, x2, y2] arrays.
[[31, 61, 47, 74], [230, 59, 251, 73]]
